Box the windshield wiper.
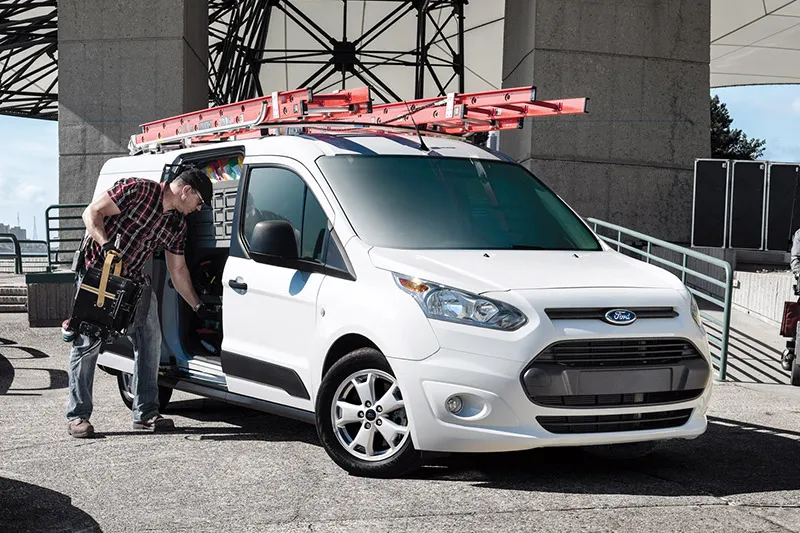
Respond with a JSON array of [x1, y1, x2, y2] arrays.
[[510, 244, 547, 250]]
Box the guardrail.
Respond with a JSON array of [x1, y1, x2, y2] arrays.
[[0, 234, 48, 274], [45, 203, 88, 271], [587, 218, 734, 381]]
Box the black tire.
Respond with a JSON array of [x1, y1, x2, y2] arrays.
[[315, 347, 421, 478], [792, 358, 800, 387], [116, 372, 174, 411], [583, 441, 660, 460]]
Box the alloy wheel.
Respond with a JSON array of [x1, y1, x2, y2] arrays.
[[330, 369, 410, 462]]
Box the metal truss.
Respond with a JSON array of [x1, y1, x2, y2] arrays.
[[0, 0, 466, 118], [0, 1, 58, 120], [208, 0, 466, 105]]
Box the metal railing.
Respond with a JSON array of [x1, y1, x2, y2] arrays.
[[0, 233, 48, 274], [587, 218, 734, 381], [45, 203, 88, 271]]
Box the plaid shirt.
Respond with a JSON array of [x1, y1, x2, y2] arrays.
[[84, 178, 187, 283]]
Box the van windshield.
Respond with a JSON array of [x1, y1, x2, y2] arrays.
[[316, 155, 601, 251]]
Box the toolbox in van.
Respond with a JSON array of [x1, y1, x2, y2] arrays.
[[188, 179, 239, 247]]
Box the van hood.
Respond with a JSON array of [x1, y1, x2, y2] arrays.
[[368, 248, 684, 294]]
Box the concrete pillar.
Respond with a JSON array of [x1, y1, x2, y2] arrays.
[[58, 0, 208, 204], [502, 0, 710, 243]]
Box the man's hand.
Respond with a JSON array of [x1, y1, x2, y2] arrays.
[[194, 302, 213, 321], [101, 241, 121, 258]]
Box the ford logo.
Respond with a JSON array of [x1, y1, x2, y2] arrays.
[[604, 309, 637, 325]]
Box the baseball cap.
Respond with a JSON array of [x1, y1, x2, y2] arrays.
[[177, 168, 212, 206]]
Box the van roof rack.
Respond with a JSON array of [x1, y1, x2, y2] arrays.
[[129, 86, 588, 154]]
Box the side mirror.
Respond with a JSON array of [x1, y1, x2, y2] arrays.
[[249, 220, 298, 263]]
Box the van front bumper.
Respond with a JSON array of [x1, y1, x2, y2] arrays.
[[389, 346, 712, 454]]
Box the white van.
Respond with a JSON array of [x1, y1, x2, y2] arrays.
[[95, 132, 712, 478]]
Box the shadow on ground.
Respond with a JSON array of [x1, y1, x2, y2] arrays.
[[0, 341, 63, 396], [155, 398, 800, 498], [94, 397, 322, 446], [417, 415, 800, 498], [0, 477, 102, 532]]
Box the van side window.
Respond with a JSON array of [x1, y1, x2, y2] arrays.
[[324, 233, 348, 272], [244, 166, 329, 262], [302, 192, 328, 262]]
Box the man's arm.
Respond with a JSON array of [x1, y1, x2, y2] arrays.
[[792, 231, 800, 278], [82, 193, 121, 247], [165, 251, 203, 310]]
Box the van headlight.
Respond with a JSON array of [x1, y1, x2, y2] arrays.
[[393, 274, 527, 331], [689, 291, 703, 329]]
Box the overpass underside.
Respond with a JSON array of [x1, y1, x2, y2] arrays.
[[3, 0, 714, 242]]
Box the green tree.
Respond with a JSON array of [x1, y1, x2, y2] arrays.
[[710, 95, 766, 160]]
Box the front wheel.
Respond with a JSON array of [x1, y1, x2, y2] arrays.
[[116, 372, 174, 411], [315, 348, 421, 478]]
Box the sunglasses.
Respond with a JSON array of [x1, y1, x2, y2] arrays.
[[191, 188, 204, 205]]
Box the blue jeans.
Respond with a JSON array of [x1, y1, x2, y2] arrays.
[[66, 284, 162, 423]]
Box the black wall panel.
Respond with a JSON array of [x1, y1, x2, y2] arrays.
[[729, 161, 766, 249], [692, 160, 729, 247], [766, 164, 800, 251]]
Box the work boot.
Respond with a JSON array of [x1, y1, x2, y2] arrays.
[[61, 319, 76, 343], [782, 348, 795, 371], [132, 415, 175, 432], [67, 419, 94, 438]]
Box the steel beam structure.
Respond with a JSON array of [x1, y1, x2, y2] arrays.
[[209, 0, 467, 105], [0, 1, 58, 120], [0, 0, 466, 118]]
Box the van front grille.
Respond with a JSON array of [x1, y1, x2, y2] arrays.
[[536, 409, 693, 434], [534, 338, 702, 368], [533, 389, 704, 407]]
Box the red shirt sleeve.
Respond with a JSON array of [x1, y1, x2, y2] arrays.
[[166, 220, 187, 255], [106, 178, 143, 212]]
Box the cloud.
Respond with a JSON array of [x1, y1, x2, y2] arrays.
[[793, 97, 800, 115], [14, 184, 47, 203]]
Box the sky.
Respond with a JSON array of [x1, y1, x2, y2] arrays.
[[0, 115, 57, 240], [0, 85, 798, 238], [711, 85, 800, 163]]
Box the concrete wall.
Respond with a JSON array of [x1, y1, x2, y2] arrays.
[[58, 0, 208, 204], [732, 271, 794, 326], [501, 0, 711, 243]]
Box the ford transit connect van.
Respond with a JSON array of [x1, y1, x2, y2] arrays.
[[96, 132, 712, 478]]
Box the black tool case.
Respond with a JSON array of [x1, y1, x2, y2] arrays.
[[67, 253, 143, 343]]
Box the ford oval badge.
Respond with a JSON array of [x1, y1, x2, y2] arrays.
[[604, 309, 637, 325]]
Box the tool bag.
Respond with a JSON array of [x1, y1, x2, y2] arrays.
[[67, 251, 143, 343], [780, 300, 800, 338]]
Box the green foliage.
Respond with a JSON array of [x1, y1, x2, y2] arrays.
[[710, 95, 766, 160]]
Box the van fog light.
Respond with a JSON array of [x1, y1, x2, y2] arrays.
[[445, 395, 464, 415]]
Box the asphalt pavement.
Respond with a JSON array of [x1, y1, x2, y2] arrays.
[[0, 311, 799, 533]]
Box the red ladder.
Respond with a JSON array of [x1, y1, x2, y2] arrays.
[[129, 86, 587, 153], [327, 87, 587, 135]]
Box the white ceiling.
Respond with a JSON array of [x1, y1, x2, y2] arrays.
[[711, 0, 800, 86]]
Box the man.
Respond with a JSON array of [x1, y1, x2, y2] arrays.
[[785, 228, 800, 371], [791, 228, 800, 278], [65, 168, 212, 438]]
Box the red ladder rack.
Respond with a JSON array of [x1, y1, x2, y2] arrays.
[[129, 86, 587, 153], [325, 87, 587, 135]]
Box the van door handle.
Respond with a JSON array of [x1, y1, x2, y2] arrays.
[[228, 279, 248, 291]]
